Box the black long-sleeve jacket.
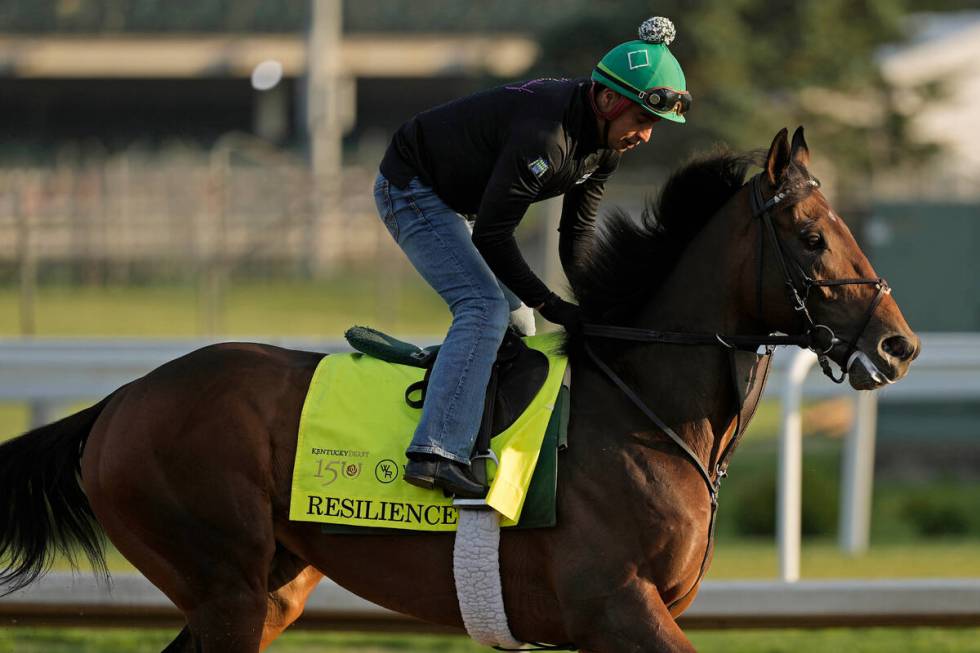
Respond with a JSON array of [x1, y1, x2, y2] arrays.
[[379, 77, 620, 308]]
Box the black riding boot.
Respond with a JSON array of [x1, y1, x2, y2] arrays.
[[404, 454, 487, 499]]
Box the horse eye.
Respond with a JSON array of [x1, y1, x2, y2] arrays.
[[804, 232, 825, 251]]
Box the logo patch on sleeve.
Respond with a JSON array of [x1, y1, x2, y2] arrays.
[[528, 157, 550, 179]]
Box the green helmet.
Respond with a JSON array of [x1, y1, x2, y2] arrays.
[[591, 17, 690, 124]]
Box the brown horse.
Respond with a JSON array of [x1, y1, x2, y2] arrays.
[[0, 128, 918, 652]]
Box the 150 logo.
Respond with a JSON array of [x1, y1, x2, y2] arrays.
[[313, 459, 362, 486]]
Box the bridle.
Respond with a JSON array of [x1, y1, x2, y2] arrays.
[[581, 171, 893, 387], [574, 170, 892, 612], [747, 172, 891, 384]]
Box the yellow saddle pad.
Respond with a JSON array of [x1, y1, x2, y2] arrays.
[[288, 333, 568, 532]]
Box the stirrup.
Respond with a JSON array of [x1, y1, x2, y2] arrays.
[[472, 449, 499, 467], [455, 450, 496, 509]]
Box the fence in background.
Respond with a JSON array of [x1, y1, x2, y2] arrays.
[[0, 145, 399, 337], [0, 150, 381, 274], [0, 149, 566, 337], [3, 572, 979, 631]]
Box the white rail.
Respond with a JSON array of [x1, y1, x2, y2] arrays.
[[3, 573, 979, 630], [0, 337, 347, 427], [775, 349, 815, 582]]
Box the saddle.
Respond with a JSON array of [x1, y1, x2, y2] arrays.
[[344, 326, 550, 486]]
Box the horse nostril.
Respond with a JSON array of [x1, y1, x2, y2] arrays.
[[882, 335, 915, 362]]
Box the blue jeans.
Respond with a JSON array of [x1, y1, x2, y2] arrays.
[[373, 173, 520, 464]]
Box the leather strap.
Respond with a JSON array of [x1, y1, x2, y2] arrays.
[[583, 341, 715, 501], [583, 323, 810, 350]]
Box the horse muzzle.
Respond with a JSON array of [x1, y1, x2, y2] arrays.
[[846, 350, 894, 389], [844, 331, 919, 390]]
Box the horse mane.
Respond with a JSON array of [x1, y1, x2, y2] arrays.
[[571, 148, 770, 323]]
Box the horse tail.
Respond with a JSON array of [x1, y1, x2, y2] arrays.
[[0, 393, 116, 595]]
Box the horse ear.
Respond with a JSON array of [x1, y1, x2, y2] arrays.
[[766, 128, 791, 185], [790, 126, 811, 168]]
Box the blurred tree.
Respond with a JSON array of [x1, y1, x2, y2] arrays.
[[908, 0, 980, 9], [532, 0, 941, 203]]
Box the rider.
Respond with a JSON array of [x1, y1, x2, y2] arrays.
[[373, 17, 691, 498]]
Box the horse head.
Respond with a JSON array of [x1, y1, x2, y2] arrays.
[[570, 126, 918, 390], [750, 126, 919, 390]]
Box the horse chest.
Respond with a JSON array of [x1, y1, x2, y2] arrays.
[[557, 458, 710, 594]]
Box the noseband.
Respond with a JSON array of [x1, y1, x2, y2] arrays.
[[747, 173, 891, 383]]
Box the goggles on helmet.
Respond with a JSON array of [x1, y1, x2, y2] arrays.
[[638, 87, 691, 116], [592, 64, 691, 119]]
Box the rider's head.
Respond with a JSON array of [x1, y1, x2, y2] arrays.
[[590, 17, 691, 152]]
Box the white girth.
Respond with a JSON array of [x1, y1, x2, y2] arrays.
[[452, 506, 526, 649]]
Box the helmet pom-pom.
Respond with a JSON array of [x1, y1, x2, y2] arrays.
[[638, 16, 676, 45]]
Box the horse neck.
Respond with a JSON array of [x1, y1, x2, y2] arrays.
[[642, 195, 753, 335], [614, 195, 754, 465]]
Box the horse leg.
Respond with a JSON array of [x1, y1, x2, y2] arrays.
[[258, 547, 324, 650], [561, 576, 696, 653], [162, 549, 323, 653], [173, 548, 322, 652], [107, 532, 272, 653], [98, 504, 275, 653], [158, 554, 321, 653]]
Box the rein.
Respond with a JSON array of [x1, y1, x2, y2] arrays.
[[578, 171, 890, 610]]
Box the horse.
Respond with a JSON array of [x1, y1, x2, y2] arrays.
[[0, 127, 918, 652]]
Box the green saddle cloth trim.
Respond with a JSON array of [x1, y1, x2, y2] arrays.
[[288, 333, 568, 532]]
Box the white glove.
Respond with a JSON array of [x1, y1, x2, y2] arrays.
[[509, 303, 536, 336]]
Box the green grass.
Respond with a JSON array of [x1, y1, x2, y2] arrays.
[[0, 404, 29, 439], [0, 278, 450, 338], [2, 627, 980, 652], [0, 630, 483, 653], [690, 628, 980, 653], [708, 538, 980, 579]]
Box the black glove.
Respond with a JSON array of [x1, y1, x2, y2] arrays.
[[537, 293, 584, 333]]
